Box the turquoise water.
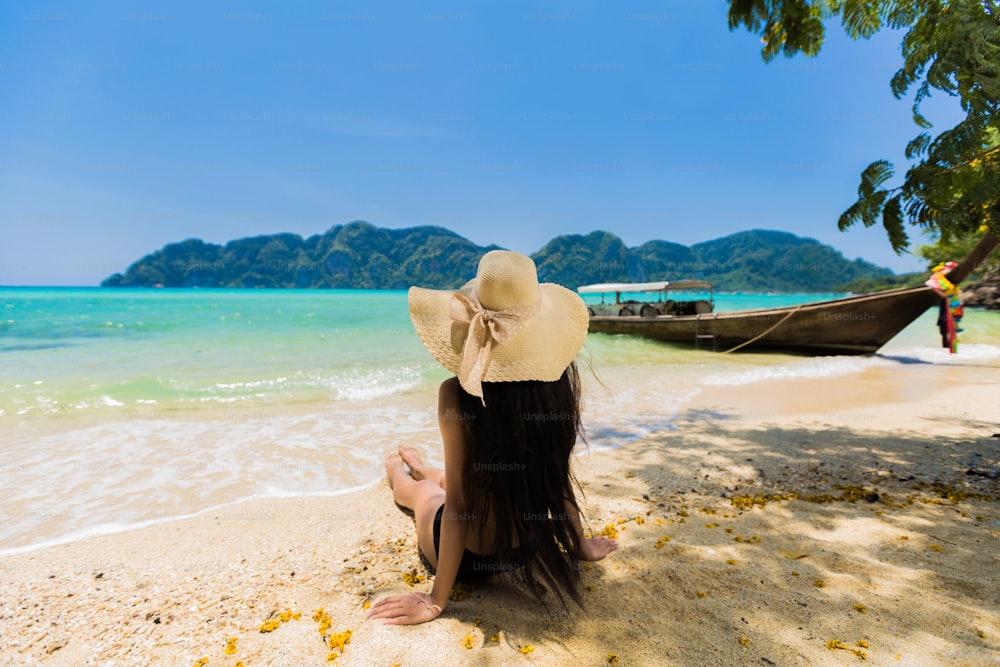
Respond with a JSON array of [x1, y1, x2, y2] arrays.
[[1, 288, 874, 420], [1, 288, 427, 418], [2, 287, 998, 554]]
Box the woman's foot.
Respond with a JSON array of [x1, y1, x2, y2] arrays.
[[385, 451, 407, 489], [385, 450, 444, 515], [399, 446, 445, 488], [398, 446, 429, 480], [580, 535, 620, 561]]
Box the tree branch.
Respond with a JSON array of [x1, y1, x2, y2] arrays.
[[934, 145, 1000, 175]]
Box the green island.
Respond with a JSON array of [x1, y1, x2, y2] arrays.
[[102, 222, 898, 293]]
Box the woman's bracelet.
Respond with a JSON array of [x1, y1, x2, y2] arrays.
[[419, 595, 443, 614]]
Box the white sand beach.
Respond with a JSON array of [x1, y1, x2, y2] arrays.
[[2, 357, 998, 666]]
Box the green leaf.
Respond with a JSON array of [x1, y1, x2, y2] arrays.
[[842, 0, 882, 38], [838, 201, 864, 231], [911, 81, 934, 128], [863, 190, 890, 226], [859, 160, 894, 197], [884, 0, 922, 29], [882, 195, 908, 252], [905, 133, 931, 159]]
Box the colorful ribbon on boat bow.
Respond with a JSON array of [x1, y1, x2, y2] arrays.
[[925, 262, 964, 353]]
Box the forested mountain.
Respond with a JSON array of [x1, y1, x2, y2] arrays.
[[688, 230, 893, 291], [103, 222, 500, 290], [103, 222, 895, 292]]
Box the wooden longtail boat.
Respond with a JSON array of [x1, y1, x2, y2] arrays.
[[579, 233, 998, 355]]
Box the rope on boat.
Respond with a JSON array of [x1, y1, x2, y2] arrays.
[[721, 304, 804, 354]]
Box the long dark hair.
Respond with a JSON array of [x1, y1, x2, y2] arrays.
[[456, 361, 585, 610]]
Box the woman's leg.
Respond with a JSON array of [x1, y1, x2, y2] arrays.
[[398, 446, 446, 490], [385, 452, 446, 567]]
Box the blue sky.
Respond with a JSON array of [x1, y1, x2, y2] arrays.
[[0, 0, 964, 286]]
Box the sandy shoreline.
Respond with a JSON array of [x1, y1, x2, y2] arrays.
[[2, 358, 998, 666]]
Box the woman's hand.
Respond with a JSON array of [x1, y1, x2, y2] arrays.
[[365, 592, 443, 625], [581, 535, 619, 561]]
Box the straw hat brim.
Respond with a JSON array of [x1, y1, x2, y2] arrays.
[[408, 280, 590, 383]]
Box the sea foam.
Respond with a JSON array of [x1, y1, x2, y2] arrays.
[[701, 355, 893, 386], [0, 405, 438, 555]]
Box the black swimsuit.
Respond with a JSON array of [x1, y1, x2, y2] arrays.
[[432, 504, 530, 583]]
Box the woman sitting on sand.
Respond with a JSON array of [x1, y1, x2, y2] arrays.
[[367, 250, 619, 625]]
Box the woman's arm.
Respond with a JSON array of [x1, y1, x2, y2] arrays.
[[427, 378, 470, 608], [564, 494, 619, 561], [366, 379, 471, 625]]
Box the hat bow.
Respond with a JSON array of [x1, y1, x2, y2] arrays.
[[449, 292, 540, 401]]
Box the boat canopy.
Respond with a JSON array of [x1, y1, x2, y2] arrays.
[[577, 280, 713, 294]]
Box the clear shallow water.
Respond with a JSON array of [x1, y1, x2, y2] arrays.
[[2, 287, 998, 555], [1, 288, 425, 416]]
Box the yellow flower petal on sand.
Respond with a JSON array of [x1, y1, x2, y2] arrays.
[[402, 570, 426, 586], [461, 635, 474, 650], [328, 630, 352, 653], [224, 637, 238, 655], [450, 582, 473, 601], [313, 608, 333, 636], [258, 619, 281, 633], [259, 607, 300, 633], [826, 639, 868, 660], [520, 644, 535, 654]]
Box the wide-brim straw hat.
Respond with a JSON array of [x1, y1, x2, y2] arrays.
[[408, 250, 589, 399]]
